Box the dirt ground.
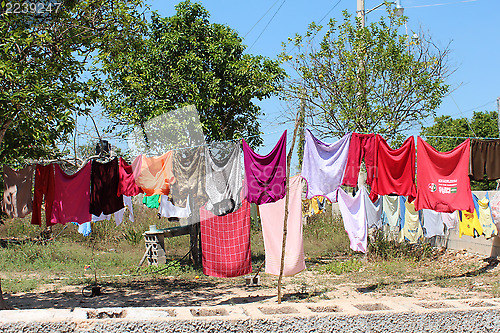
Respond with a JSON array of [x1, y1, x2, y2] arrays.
[[3, 248, 500, 310]]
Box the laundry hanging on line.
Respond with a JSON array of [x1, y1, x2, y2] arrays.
[[50, 163, 92, 225], [4, 128, 500, 266], [302, 196, 327, 217], [31, 163, 55, 227], [301, 129, 351, 203], [205, 142, 242, 216], [370, 136, 417, 202], [132, 151, 175, 196], [242, 130, 287, 205], [2, 165, 34, 219], [170, 146, 208, 217], [118, 157, 143, 197], [399, 197, 423, 244], [469, 138, 500, 181], [199, 199, 252, 278], [90, 158, 124, 216], [259, 175, 306, 276], [415, 137, 474, 213], [342, 133, 377, 188]]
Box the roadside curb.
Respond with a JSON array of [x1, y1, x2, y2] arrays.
[[0, 298, 499, 332]]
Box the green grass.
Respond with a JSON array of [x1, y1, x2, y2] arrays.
[[321, 259, 363, 275], [1, 278, 42, 293]]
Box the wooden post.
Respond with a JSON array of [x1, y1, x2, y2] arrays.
[[187, 194, 202, 267], [277, 107, 303, 304], [189, 221, 201, 267]]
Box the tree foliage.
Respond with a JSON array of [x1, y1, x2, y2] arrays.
[[279, 8, 451, 141], [96, 0, 285, 148], [421, 110, 499, 190], [0, 0, 146, 309], [0, 0, 146, 166]]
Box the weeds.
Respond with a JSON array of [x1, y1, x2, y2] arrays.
[[368, 229, 436, 261], [303, 210, 350, 256], [122, 226, 144, 246], [321, 259, 363, 275], [142, 261, 200, 277]]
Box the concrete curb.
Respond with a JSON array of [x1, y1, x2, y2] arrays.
[[0, 298, 499, 332]]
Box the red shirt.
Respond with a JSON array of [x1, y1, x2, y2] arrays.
[[371, 136, 417, 201], [415, 137, 473, 213], [117, 157, 143, 197], [342, 133, 377, 187]]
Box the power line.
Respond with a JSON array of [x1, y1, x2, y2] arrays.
[[284, 0, 345, 56], [418, 98, 497, 128], [248, 0, 287, 51], [244, 0, 281, 38], [318, 0, 345, 25], [407, 0, 478, 9]]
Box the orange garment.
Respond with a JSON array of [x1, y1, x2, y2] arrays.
[[132, 151, 175, 196]]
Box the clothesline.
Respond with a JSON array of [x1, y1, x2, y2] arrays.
[[422, 134, 500, 140]]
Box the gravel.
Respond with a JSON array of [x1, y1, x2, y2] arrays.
[[0, 308, 499, 332]]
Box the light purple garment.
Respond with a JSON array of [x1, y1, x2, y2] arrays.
[[242, 130, 287, 205], [337, 187, 368, 253], [301, 130, 351, 202]]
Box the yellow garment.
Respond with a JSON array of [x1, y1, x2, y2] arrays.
[[459, 209, 483, 238], [399, 200, 423, 244], [302, 196, 326, 217], [132, 151, 175, 196], [478, 198, 498, 239]]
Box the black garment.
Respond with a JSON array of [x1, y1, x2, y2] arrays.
[[90, 158, 124, 216]]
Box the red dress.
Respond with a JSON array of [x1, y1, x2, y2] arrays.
[[415, 137, 474, 213]]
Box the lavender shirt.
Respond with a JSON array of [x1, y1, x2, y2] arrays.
[[301, 129, 351, 202], [242, 130, 287, 205]]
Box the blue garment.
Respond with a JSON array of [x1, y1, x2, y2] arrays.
[[72, 221, 92, 236], [473, 194, 480, 218], [78, 222, 92, 236], [399, 196, 406, 230]]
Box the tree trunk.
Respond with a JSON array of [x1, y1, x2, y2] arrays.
[[0, 279, 12, 310], [0, 119, 13, 309], [0, 118, 13, 147]]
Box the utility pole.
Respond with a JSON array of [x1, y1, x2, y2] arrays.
[[356, 0, 366, 128], [497, 97, 500, 190], [497, 96, 500, 136], [357, 0, 365, 28]]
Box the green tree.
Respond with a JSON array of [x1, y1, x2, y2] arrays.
[[279, 8, 451, 142], [0, 0, 146, 309], [0, 0, 146, 166], [96, 0, 285, 148], [421, 111, 499, 190]]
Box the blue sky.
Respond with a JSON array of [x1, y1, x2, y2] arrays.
[[148, 0, 499, 154], [82, 0, 499, 164]]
